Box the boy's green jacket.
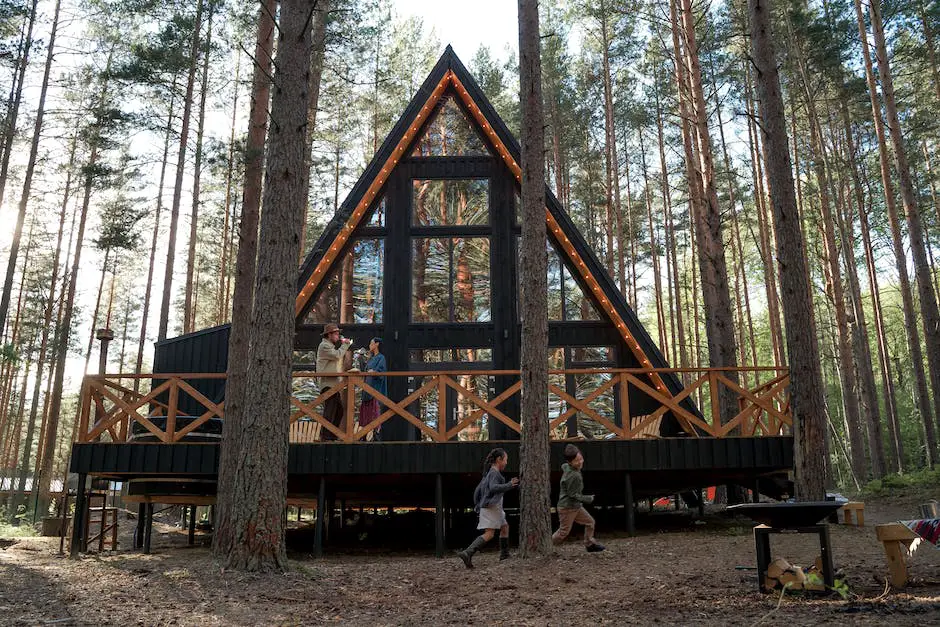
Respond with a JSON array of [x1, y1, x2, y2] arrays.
[[558, 462, 594, 510]]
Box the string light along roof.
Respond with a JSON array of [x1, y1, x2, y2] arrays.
[[295, 46, 693, 416]]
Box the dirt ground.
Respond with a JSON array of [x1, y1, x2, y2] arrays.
[[1, 493, 938, 626]]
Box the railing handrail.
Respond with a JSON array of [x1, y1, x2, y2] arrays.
[[87, 365, 790, 380]]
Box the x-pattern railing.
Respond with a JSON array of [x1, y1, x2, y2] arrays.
[[76, 367, 790, 444]]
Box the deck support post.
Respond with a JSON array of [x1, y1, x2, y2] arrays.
[[314, 477, 326, 557], [624, 473, 635, 535], [753, 478, 761, 503], [143, 502, 153, 554], [135, 503, 145, 549], [69, 473, 88, 559], [698, 487, 705, 517], [188, 505, 196, 545], [435, 473, 445, 557]]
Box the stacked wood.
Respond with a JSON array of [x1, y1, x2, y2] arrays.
[[764, 556, 826, 592]]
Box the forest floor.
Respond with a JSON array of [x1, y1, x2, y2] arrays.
[[1, 486, 938, 626]]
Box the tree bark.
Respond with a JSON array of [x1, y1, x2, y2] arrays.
[[158, 0, 204, 341], [216, 0, 312, 571], [212, 0, 284, 571], [750, 0, 829, 499], [517, 0, 552, 557]]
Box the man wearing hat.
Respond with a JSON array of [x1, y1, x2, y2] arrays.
[[316, 323, 351, 441]]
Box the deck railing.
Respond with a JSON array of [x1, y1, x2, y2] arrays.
[[75, 367, 791, 444]]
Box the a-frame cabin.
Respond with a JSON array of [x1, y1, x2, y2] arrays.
[[69, 48, 793, 554], [291, 45, 695, 440]]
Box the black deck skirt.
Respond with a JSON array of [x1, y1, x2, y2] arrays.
[[72, 437, 792, 476]]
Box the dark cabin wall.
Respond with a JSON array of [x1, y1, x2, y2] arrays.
[[153, 325, 230, 415]]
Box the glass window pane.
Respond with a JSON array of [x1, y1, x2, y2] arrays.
[[411, 95, 489, 157], [413, 237, 490, 322], [368, 196, 386, 227], [453, 238, 490, 322], [304, 271, 340, 325], [412, 238, 450, 322], [304, 238, 384, 325], [570, 346, 612, 363], [412, 179, 488, 226], [351, 239, 384, 323], [563, 266, 601, 321]]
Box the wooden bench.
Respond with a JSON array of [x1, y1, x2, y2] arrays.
[[875, 523, 921, 588], [840, 501, 865, 526]]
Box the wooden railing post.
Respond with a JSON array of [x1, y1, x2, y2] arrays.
[[166, 378, 179, 443], [438, 375, 447, 440], [618, 373, 629, 437], [708, 371, 721, 431], [79, 379, 92, 443], [345, 377, 356, 441]]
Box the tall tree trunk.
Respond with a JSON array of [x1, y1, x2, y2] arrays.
[[184, 6, 215, 334], [219, 54, 241, 324], [36, 53, 113, 516], [654, 94, 688, 375], [0, 222, 33, 479], [213, 0, 311, 571], [789, 26, 867, 476], [10, 94, 70, 516], [744, 63, 786, 367], [214, 0, 275, 564], [300, 0, 330, 261], [600, 15, 621, 283], [869, 0, 940, 453], [0, 0, 39, 334], [919, 0, 940, 104], [855, 0, 937, 464], [837, 104, 887, 478], [676, 0, 739, 424], [135, 87, 177, 390], [158, 0, 204, 341], [517, 0, 551, 557], [750, 0, 829, 499], [639, 129, 668, 356], [713, 88, 758, 382]]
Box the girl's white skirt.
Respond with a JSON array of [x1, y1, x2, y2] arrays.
[[477, 504, 507, 530]]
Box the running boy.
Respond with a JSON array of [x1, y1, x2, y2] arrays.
[[552, 444, 605, 552]]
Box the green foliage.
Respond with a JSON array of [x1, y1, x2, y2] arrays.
[[859, 467, 940, 497]]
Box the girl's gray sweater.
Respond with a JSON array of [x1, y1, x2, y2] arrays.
[[473, 467, 515, 511]]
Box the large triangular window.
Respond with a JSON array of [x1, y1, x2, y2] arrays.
[[411, 95, 490, 157]]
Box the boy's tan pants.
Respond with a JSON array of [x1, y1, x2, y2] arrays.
[[552, 506, 595, 546]]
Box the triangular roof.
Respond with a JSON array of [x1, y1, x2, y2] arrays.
[[294, 46, 694, 427]]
